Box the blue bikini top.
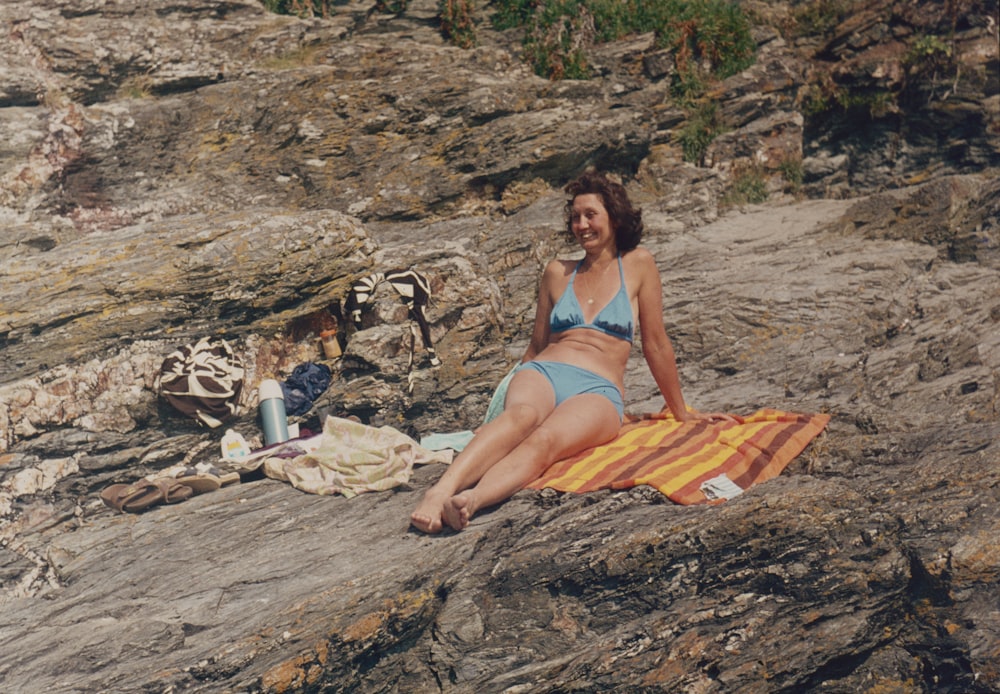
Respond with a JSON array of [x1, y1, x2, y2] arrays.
[[550, 255, 634, 343]]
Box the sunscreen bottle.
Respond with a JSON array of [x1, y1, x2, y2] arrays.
[[221, 429, 251, 460]]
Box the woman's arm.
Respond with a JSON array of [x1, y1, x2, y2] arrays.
[[634, 249, 732, 423], [521, 259, 560, 363], [633, 249, 691, 419]]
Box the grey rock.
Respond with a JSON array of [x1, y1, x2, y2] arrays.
[[0, 0, 998, 691]]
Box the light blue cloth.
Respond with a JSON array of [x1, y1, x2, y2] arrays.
[[419, 365, 517, 452], [483, 365, 516, 424], [419, 431, 476, 452]]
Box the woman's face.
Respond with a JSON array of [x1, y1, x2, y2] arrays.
[[569, 193, 616, 251]]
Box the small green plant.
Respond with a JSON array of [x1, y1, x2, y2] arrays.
[[777, 155, 803, 191], [902, 33, 958, 104], [835, 88, 895, 118], [799, 74, 897, 120], [440, 0, 478, 48], [904, 34, 954, 82], [491, 0, 536, 31], [789, 0, 856, 38], [722, 164, 769, 207], [905, 34, 951, 65], [800, 81, 833, 117], [260, 0, 333, 17], [118, 77, 151, 100], [670, 68, 707, 104], [677, 101, 725, 165], [375, 0, 409, 13], [658, 1, 755, 80], [520, 3, 596, 79]]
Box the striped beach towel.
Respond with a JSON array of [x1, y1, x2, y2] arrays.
[[527, 408, 830, 505]]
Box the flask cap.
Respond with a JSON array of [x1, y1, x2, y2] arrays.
[[259, 379, 283, 401]]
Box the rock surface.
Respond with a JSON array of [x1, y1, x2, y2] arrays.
[[1, 0, 998, 691]]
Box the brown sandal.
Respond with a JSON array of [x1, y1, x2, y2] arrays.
[[175, 470, 240, 495], [100, 479, 194, 513]]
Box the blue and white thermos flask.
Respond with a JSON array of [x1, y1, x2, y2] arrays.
[[258, 379, 289, 446]]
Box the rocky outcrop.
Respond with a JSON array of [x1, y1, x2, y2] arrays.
[[0, 0, 998, 691], [793, 0, 1000, 194]]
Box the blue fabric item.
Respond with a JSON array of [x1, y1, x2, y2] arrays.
[[281, 362, 333, 416], [418, 366, 517, 453], [420, 431, 476, 452], [515, 360, 624, 421], [549, 255, 633, 342], [483, 365, 517, 424]]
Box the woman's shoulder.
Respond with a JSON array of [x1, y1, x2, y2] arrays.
[[540, 257, 577, 294], [622, 246, 657, 270], [624, 245, 654, 259], [543, 257, 578, 276]]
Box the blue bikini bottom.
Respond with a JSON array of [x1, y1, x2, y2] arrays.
[[515, 361, 624, 421]]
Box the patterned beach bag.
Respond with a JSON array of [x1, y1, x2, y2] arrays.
[[157, 337, 245, 428]]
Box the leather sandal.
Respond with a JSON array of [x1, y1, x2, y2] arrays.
[[100, 479, 193, 513]]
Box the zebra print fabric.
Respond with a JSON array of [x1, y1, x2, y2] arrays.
[[344, 268, 440, 367]]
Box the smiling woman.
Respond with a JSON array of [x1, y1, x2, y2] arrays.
[[409, 169, 734, 534]]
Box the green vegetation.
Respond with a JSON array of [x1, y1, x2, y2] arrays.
[[904, 34, 954, 78], [676, 101, 725, 165], [721, 164, 769, 207], [906, 35, 951, 63], [790, 2, 962, 122], [260, 0, 333, 17], [118, 77, 151, 100], [837, 88, 895, 117], [657, 1, 756, 88], [777, 155, 803, 192], [788, 0, 857, 37], [261, 0, 410, 17], [518, 3, 594, 80], [495, 0, 755, 83], [441, 0, 478, 48], [376, 0, 410, 13], [799, 69, 896, 120], [901, 33, 958, 103], [259, 0, 756, 87]]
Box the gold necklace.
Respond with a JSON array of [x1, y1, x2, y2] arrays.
[[579, 258, 615, 305]]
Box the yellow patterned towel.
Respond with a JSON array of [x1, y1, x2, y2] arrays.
[[527, 408, 830, 505]]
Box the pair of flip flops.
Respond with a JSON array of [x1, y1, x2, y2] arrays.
[[101, 468, 241, 514], [101, 478, 195, 513], [172, 466, 241, 493]]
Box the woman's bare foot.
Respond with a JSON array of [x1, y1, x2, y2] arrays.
[[444, 490, 479, 531], [410, 489, 450, 533]]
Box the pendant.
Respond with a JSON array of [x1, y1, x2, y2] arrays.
[[587, 298, 594, 304]]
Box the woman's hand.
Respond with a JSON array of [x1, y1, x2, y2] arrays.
[[679, 409, 741, 424]]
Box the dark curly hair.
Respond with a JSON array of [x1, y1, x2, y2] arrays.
[[564, 170, 643, 253]]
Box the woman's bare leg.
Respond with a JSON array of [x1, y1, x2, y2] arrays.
[[410, 369, 555, 533], [445, 393, 621, 530]]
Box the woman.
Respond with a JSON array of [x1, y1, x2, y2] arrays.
[[410, 170, 730, 533]]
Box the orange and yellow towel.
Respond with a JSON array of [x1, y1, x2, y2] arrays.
[[527, 408, 830, 505]]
